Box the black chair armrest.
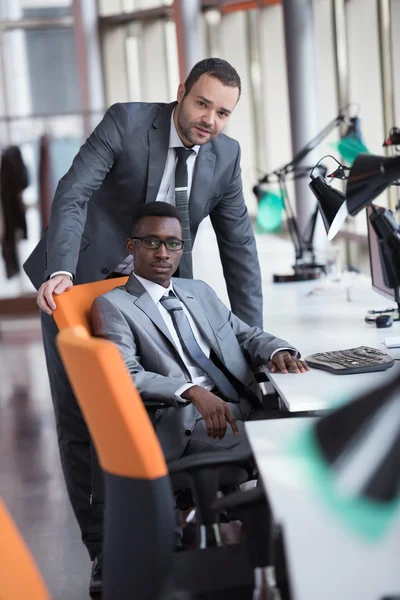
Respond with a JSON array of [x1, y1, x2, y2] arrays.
[[211, 486, 265, 512], [253, 371, 268, 383], [143, 400, 166, 410], [168, 449, 253, 475]]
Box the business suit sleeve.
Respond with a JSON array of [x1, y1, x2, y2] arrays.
[[200, 281, 298, 365], [91, 296, 186, 407], [45, 103, 129, 279], [209, 142, 263, 329]]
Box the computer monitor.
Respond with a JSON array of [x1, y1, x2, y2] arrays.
[[366, 204, 396, 302]]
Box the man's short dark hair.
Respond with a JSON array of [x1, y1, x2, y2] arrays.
[[184, 58, 241, 98], [132, 202, 181, 235]]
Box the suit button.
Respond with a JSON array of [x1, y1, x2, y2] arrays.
[[101, 267, 110, 275], [184, 430, 191, 436]]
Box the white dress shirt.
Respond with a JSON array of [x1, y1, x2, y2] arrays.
[[133, 273, 213, 402], [51, 109, 200, 280]]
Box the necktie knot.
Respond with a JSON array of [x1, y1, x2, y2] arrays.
[[174, 147, 194, 164], [160, 290, 182, 312]]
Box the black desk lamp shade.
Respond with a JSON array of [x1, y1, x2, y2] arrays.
[[346, 154, 400, 216], [309, 175, 347, 240]]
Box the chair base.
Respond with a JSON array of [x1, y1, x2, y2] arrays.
[[171, 542, 254, 597]]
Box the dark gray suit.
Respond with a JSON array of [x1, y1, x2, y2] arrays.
[[23, 101, 263, 559], [24, 101, 262, 326], [91, 275, 295, 462]]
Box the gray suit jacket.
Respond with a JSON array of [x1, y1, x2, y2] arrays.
[[23, 101, 263, 327], [91, 275, 296, 462]]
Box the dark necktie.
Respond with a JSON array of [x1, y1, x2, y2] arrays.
[[174, 147, 194, 278], [160, 291, 239, 402]]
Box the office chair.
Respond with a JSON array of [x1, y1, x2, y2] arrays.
[[0, 498, 51, 600], [53, 275, 166, 502], [57, 326, 283, 599]]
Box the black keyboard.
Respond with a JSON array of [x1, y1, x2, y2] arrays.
[[305, 346, 394, 374]]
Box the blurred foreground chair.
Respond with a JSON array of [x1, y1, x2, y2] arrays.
[[0, 498, 51, 600], [57, 325, 175, 599], [53, 275, 167, 502], [57, 326, 283, 599]]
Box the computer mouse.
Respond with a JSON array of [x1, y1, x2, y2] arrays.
[[376, 314, 393, 328]]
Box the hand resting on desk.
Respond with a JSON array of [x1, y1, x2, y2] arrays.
[[267, 351, 310, 375]]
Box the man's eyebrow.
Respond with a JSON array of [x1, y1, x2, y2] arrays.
[[196, 95, 232, 115], [140, 233, 181, 239]]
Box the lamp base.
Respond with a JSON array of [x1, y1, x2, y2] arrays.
[[273, 263, 326, 283]]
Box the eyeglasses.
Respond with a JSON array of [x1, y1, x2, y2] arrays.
[[131, 236, 184, 251]]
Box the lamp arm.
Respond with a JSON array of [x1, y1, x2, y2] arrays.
[[286, 115, 345, 173], [259, 114, 345, 183], [278, 177, 302, 258]]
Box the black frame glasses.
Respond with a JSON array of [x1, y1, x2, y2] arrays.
[[131, 236, 185, 251]]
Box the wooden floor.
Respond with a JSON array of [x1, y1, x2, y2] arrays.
[[0, 316, 92, 600]]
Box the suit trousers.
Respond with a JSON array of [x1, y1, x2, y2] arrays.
[[41, 312, 103, 560], [182, 398, 270, 459]]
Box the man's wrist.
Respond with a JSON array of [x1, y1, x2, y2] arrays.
[[50, 271, 73, 280], [181, 385, 201, 401]]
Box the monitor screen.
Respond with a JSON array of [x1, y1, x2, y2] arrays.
[[366, 205, 395, 302]]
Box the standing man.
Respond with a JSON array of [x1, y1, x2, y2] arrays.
[[24, 58, 263, 591]]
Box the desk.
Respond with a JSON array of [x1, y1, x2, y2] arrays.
[[245, 418, 400, 600], [261, 274, 400, 412]]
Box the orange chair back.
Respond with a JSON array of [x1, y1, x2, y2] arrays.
[[56, 326, 167, 480], [0, 498, 50, 600], [53, 277, 128, 332]]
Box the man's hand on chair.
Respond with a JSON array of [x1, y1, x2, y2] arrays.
[[267, 351, 309, 375], [181, 385, 239, 440], [37, 274, 73, 315]]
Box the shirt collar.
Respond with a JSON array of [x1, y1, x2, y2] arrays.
[[133, 273, 173, 305], [170, 109, 200, 156]]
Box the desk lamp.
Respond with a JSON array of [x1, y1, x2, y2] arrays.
[[309, 153, 400, 320], [254, 110, 367, 282]]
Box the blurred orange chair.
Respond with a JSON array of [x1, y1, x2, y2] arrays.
[[53, 276, 134, 502], [53, 276, 128, 333], [0, 498, 51, 600], [57, 326, 174, 600]]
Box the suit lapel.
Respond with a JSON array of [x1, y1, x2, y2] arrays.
[[189, 143, 215, 232], [172, 282, 222, 360], [189, 144, 216, 231], [145, 102, 176, 204], [173, 281, 256, 392], [125, 275, 176, 348]]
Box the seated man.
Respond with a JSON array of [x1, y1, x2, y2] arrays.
[[91, 202, 309, 464]]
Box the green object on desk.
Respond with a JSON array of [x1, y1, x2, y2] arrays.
[[330, 136, 369, 165], [256, 189, 284, 233]]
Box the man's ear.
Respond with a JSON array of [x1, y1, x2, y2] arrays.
[[177, 83, 185, 103], [126, 238, 134, 255]]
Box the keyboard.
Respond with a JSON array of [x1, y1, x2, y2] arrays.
[[305, 346, 394, 375]]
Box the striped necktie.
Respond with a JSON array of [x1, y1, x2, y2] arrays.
[[160, 291, 239, 402], [174, 147, 194, 278]]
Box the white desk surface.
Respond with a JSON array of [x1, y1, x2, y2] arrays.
[[245, 418, 400, 600], [261, 274, 400, 411]]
